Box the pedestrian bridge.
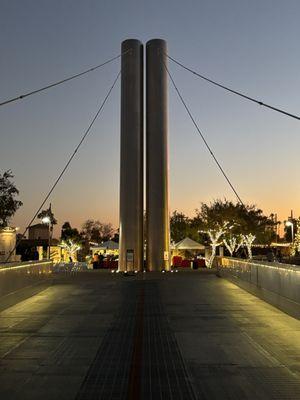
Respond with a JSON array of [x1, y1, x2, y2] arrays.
[[1, 262, 300, 399]]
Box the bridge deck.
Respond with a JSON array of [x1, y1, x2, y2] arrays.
[[1, 271, 300, 399]]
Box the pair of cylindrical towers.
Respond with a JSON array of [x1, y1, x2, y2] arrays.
[[119, 38, 170, 272]]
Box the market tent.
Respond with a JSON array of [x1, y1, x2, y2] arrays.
[[98, 240, 119, 250], [174, 237, 205, 250], [90, 240, 119, 258]]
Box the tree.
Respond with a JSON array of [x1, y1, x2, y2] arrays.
[[291, 218, 300, 256], [37, 204, 57, 246], [242, 233, 256, 260], [170, 210, 200, 242], [101, 223, 114, 241], [0, 170, 23, 227], [60, 239, 81, 262], [170, 211, 190, 243], [200, 222, 229, 268], [112, 230, 119, 243], [37, 204, 57, 226], [61, 221, 81, 242], [194, 199, 277, 244], [80, 219, 95, 241], [284, 218, 297, 242], [81, 219, 114, 243], [223, 234, 243, 257]]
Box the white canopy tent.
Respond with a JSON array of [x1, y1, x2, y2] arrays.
[[98, 240, 119, 251], [174, 237, 205, 251], [91, 240, 119, 257]]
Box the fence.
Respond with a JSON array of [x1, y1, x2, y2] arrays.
[[0, 260, 53, 309], [219, 257, 300, 319]]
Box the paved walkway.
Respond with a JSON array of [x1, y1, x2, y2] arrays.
[[1, 271, 300, 399]]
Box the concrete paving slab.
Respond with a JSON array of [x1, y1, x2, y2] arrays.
[[0, 271, 300, 399], [161, 274, 300, 399]]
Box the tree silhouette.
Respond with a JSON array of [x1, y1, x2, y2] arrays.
[[0, 170, 23, 227]]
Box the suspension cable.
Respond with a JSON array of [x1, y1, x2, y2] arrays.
[[164, 62, 244, 205], [0, 51, 127, 107], [166, 53, 300, 121], [6, 70, 121, 262]]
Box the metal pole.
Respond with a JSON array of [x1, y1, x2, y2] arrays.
[[48, 203, 52, 259], [119, 39, 144, 272], [146, 39, 170, 271], [48, 223, 50, 259]]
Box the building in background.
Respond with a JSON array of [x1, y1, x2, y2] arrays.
[[28, 224, 49, 240], [0, 227, 18, 262]]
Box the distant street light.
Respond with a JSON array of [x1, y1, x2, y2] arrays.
[[42, 216, 51, 258], [285, 220, 294, 243]]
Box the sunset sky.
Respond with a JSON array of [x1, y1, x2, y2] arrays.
[[1, 0, 299, 237]]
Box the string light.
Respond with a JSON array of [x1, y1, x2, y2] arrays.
[[291, 218, 300, 256], [60, 239, 81, 261], [201, 222, 229, 268], [242, 233, 256, 260], [223, 235, 243, 257]]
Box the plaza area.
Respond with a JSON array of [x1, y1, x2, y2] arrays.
[[1, 271, 300, 399]]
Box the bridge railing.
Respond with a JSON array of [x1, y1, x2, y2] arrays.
[[0, 260, 53, 304], [218, 257, 300, 319]]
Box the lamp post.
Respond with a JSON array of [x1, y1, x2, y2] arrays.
[[42, 216, 51, 259], [285, 220, 294, 243]]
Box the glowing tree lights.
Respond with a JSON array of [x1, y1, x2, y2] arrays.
[[60, 239, 81, 262], [176, 200, 278, 266], [223, 235, 243, 257], [242, 233, 256, 260], [202, 222, 229, 268], [291, 218, 300, 256]]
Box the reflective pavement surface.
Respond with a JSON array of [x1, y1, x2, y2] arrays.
[[1, 271, 300, 399]]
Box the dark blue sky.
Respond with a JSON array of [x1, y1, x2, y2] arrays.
[[1, 0, 299, 235]]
